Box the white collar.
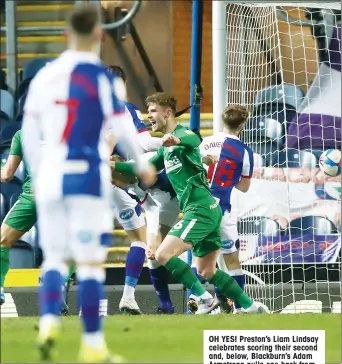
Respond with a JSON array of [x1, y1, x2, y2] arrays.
[[218, 132, 240, 141], [61, 49, 101, 64]]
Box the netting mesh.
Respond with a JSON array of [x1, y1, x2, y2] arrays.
[[224, 2, 341, 313]]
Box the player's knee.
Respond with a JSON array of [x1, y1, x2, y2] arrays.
[[131, 240, 147, 250], [155, 247, 171, 266], [77, 265, 105, 282], [41, 259, 68, 277], [223, 251, 240, 270], [197, 266, 216, 281]]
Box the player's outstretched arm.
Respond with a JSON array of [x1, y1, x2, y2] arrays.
[[114, 148, 164, 177]]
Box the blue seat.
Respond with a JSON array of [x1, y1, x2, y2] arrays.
[[9, 245, 35, 269], [0, 179, 22, 207], [0, 68, 7, 90], [22, 58, 54, 82], [244, 115, 284, 147], [9, 192, 21, 208], [15, 92, 28, 122], [237, 216, 281, 237], [17, 79, 31, 100], [15, 225, 38, 250], [0, 90, 14, 121], [0, 193, 7, 222], [247, 141, 277, 167], [271, 149, 318, 168], [0, 120, 21, 148], [309, 149, 324, 161], [18, 58, 54, 98], [286, 216, 338, 236], [0, 148, 9, 164], [14, 162, 26, 183], [254, 83, 305, 111]]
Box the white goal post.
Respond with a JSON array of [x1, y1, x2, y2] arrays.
[[212, 1, 341, 313]]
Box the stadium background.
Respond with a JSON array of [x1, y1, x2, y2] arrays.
[[0, 0, 341, 318]]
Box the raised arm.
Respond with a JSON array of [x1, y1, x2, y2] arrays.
[[178, 130, 202, 148], [162, 129, 201, 149]]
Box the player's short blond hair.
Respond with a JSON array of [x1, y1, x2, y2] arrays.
[[146, 92, 177, 115], [222, 105, 249, 131]]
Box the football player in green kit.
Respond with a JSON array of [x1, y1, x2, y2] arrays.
[[0, 130, 75, 313], [113, 92, 268, 314]]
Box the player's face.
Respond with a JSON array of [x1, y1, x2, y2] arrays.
[[147, 103, 170, 133]]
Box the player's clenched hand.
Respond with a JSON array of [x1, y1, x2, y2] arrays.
[[202, 155, 218, 166], [161, 134, 180, 147], [146, 233, 159, 260], [110, 154, 137, 188], [137, 163, 157, 187]]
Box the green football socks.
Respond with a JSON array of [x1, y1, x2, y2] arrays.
[[209, 269, 253, 309], [165, 256, 207, 296], [0, 246, 10, 288]]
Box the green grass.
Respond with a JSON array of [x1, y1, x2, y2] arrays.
[[1, 314, 341, 363]]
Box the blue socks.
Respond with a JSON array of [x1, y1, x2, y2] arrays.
[[123, 242, 146, 298], [39, 270, 64, 316], [78, 279, 104, 332], [148, 261, 173, 312]]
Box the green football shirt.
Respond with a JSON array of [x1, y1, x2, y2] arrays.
[[9, 130, 32, 196], [116, 125, 215, 211]]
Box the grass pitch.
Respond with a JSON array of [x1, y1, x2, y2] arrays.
[[1, 314, 341, 363]]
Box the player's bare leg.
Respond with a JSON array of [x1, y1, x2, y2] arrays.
[[155, 235, 219, 315], [0, 223, 25, 304], [196, 253, 269, 314]]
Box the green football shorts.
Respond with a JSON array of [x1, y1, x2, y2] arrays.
[[168, 199, 222, 257], [3, 194, 37, 232]]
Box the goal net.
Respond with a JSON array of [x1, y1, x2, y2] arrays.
[[215, 1, 341, 313]]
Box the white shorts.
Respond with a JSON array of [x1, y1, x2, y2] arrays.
[[220, 211, 240, 254], [149, 189, 180, 227], [37, 196, 113, 264], [112, 186, 145, 231]]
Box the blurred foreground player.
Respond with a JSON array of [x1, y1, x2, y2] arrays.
[[189, 105, 254, 313], [113, 92, 267, 314], [107, 65, 162, 314], [0, 130, 75, 313], [21, 4, 154, 362]]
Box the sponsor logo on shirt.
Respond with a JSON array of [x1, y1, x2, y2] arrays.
[[222, 239, 235, 250], [119, 208, 134, 220], [210, 202, 218, 209], [77, 231, 93, 244], [165, 156, 182, 173]]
